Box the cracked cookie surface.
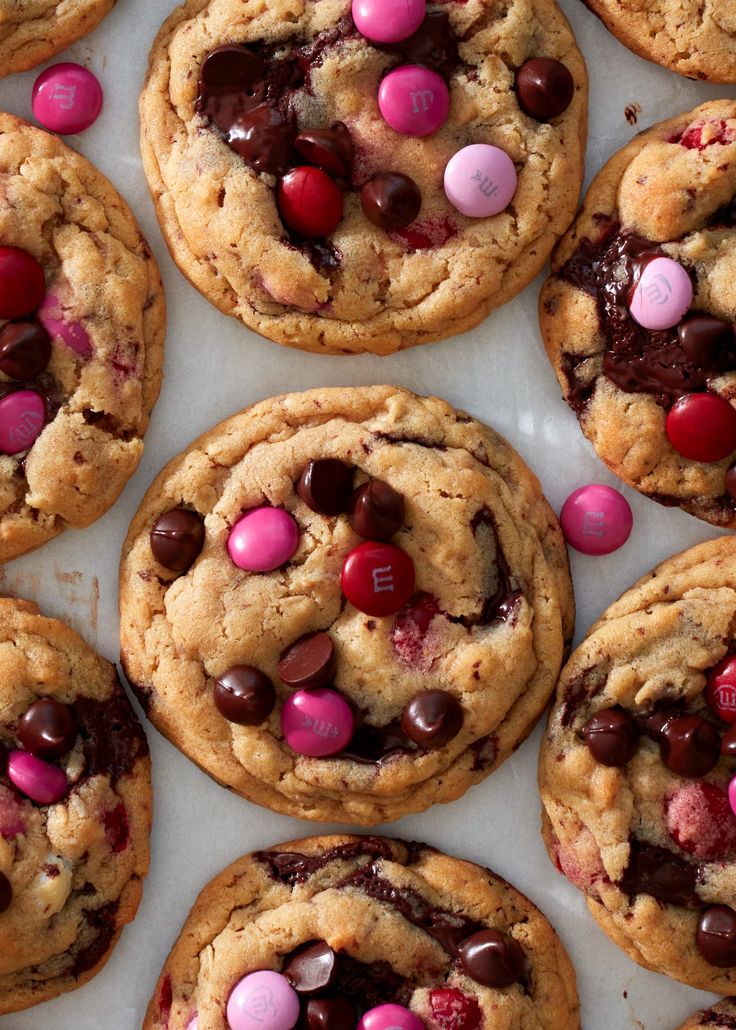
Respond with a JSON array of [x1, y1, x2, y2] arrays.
[[139, 0, 587, 355], [142, 834, 580, 1030], [0, 0, 116, 77], [540, 100, 736, 530], [539, 537, 736, 993], [581, 0, 736, 83], [0, 113, 165, 561], [0, 597, 151, 1015], [119, 386, 574, 824]]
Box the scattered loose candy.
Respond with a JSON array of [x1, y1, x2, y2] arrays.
[[341, 541, 415, 617], [582, 708, 639, 766], [352, 0, 426, 44], [0, 390, 45, 455], [281, 688, 354, 757], [37, 293, 92, 357], [0, 247, 45, 320], [628, 256, 692, 331], [150, 509, 205, 572], [357, 1004, 424, 1030], [0, 871, 11, 913], [226, 970, 300, 1030], [457, 929, 525, 987], [18, 699, 78, 759], [706, 656, 736, 724], [296, 459, 353, 516], [444, 144, 517, 218], [697, 906, 736, 967], [515, 58, 574, 120], [277, 167, 343, 238], [361, 172, 421, 230], [32, 63, 103, 135], [7, 750, 68, 805], [214, 666, 276, 725], [0, 322, 51, 380], [349, 479, 405, 540], [666, 393, 736, 462], [295, 123, 353, 178], [378, 65, 449, 137], [278, 632, 336, 690], [401, 690, 463, 748], [228, 507, 299, 572], [559, 484, 633, 556], [282, 941, 338, 994]]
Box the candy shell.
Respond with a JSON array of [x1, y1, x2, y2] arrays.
[[7, 750, 68, 805], [228, 508, 299, 572], [32, 63, 103, 135], [226, 970, 300, 1030], [629, 256, 692, 331], [559, 485, 633, 556], [378, 65, 449, 137], [444, 144, 517, 217], [281, 688, 354, 757]]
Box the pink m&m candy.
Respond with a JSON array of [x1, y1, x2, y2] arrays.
[[353, 0, 426, 43], [378, 66, 449, 137], [32, 63, 103, 135], [7, 751, 68, 805], [628, 256, 692, 330], [0, 390, 46, 455], [444, 144, 517, 217], [358, 1003, 425, 1030], [706, 656, 736, 725], [730, 776, 736, 819], [228, 508, 299, 572], [559, 484, 633, 556], [227, 971, 299, 1030], [38, 294, 92, 357], [281, 688, 354, 757], [186, 1018, 198, 1030], [341, 541, 415, 617]]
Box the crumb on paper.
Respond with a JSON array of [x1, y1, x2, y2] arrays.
[[625, 103, 642, 126]]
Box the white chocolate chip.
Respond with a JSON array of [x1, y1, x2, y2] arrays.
[[32, 855, 73, 917]]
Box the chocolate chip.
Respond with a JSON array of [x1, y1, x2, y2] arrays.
[[17, 699, 78, 759], [0, 321, 51, 380], [726, 464, 736, 502], [658, 715, 720, 778], [678, 315, 734, 367], [697, 906, 736, 967], [0, 871, 11, 913], [361, 173, 421, 231], [618, 841, 696, 906], [582, 707, 639, 766], [213, 666, 275, 725], [348, 479, 405, 540], [381, 11, 459, 79], [227, 104, 296, 175], [283, 940, 338, 994], [199, 44, 266, 97], [722, 725, 736, 757], [456, 929, 525, 987], [303, 996, 359, 1029], [295, 122, 353, 178], [401, 690, 463, 748], [296, 459, 353, 516], [278, 632, 335, 690], [515, 58, 574, 120], [150, 509, 205, 572]]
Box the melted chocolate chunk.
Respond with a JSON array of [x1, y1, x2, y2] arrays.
[[283, 940, 339, 994], [302, 995, 359, 1028], [582, 707, 639, 766], [74, 688, 148, 784], [339, 720, 414, 763], [464, 509, 523, 625], [255, 838, 396, 885], [295, 123, 353, 178], [0, 321, 51, 380], [618, 840, 698, 906], [377, 11, 460, 80], [70, 901, 119, 976], [334, 955, 411, 1011], [456, 929, 525, 988], [697, 906, 736, 967]]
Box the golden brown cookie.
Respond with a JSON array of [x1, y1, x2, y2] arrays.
[[677, 998, 736, 1028], [0, 0, 116, 77]]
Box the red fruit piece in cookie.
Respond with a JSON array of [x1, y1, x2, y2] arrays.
[[103, 802, 130, 853], [392, 592, 440, 669], [391, 217, 456, 250], [666, 782, 736, 859], [430, 988, 482, 1030], [0, 784, 27, 838], [674, 119, 736, 150]]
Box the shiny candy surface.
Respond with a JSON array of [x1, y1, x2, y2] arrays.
[[665, 393, 736, 463], [277, 167, 343, 238], [628, 257, 693, 330], [0, 321, 51, 380], [378, 65, 449, 137], [18, 700, 78, 758], [214, 667, 276, 725], [7, 750, 68, 805], [582, 708, 639, 766], [515, 58, 574, 120], [296, 459, 353, 515], [559, 484, 633, 556], [32, 63, 103, 135], [228, 508, 299, 572], [357, 1004, 424, 1030], [0, 390, 45, 455], [226, 970, 300, 1030], [401, 690, 463, 748], [278, 633, 336, 690], [352, 0, 426, 43], [457, 929, 525, 987], [150, 509, 205, 572], [349, 479, 404, 540], [706, 656, 736, 724], [443, 144, 517, 217], [281, 688, 354, 757], [341, 541, 415, 617], [0, 247, 45, 320], [282, 941, 338, 994], [361, 173, 421, 230], [697, 906, 736, 967]]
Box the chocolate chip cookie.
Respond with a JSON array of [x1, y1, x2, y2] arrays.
[[142, 834, 581, 1030], [539, 536, 736, 993], [0, 1, 116, 77], [119, 386, 574, 825], [540, 100, 736, 530], [139, 0, 587, 355], [0, 598, 151, 1015], [581, 0, 736, 83], [0, 113, 165, 561], [678, 998, 736, 1028]]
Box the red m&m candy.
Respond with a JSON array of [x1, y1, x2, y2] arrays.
[[665, 393, 736, 462], [277, 166, 343, 238], [706, 656, 736, 724], [341, 541, 415, 617], [0, 247, 45, 319]]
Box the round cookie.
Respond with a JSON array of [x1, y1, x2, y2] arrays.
[[540, 100, 736, 530], [0, 597, 152, 1015], [0, 113, 165, 561], [139, 0, 587, 355], [0, 1, 116, 78], [539, 536, 736, 993], [143, 834, 581, 1029], [119, 386, 574, 825], [677, 999, 736, 1028], [581, 0, 736, 83]]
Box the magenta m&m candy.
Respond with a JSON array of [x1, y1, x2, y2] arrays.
[[378, 65, 449, 137], [559, 484, 633, 556], [730, 777, 736, 818], [0, 391, 46, 455], [32, 63, 103, 135], [227, 508, 299, 572], [358, 1003, 425, 1030], [281, 688, 354, 757], [628, 256, 692, 331], [666, 393, 736, 462], [443, 144, 518, 217], [341, 541, 415, 616], [706, 656, 736, 725], [226, 970, 299, 1030], [0, 247, 45, 319], [7, 750, 68, 805], [38, 293, 92, 357], [352, 0, 426, 43]]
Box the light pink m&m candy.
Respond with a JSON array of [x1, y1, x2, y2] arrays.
[[629, 256, 692, 331], [186, 1018, 198, 1030], [378, 65, 449, 137], [7, 751, 68, 805], [32, 63, 103, 135], [226, 970, 299, 1030], [38, 294, 92, 357], [227, 508, 299, 572], [560, 484, 633, 556], [353, 0, 426, 43], [444, 144, 517, 217], [0, 390, 45, 455], [281, 688, 354, 757], [358, 1003, 425, 1030]]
